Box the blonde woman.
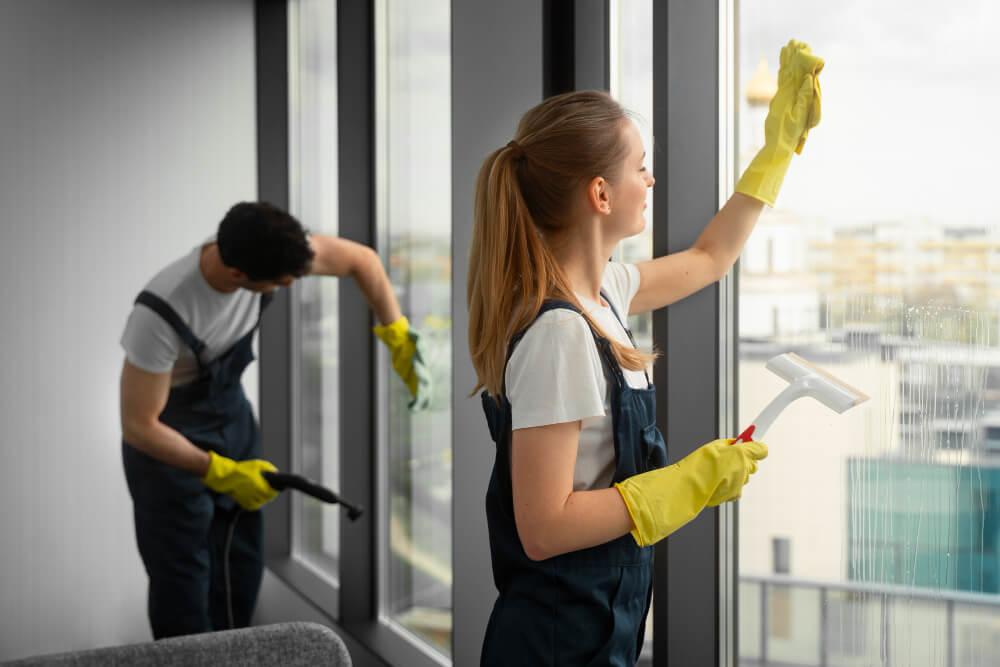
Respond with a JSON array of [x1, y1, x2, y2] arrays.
[[468, 41, 822, 665]]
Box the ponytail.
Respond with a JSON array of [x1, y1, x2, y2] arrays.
[[468, 92, 657, 397]]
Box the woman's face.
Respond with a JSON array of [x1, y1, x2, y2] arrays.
[[606, 121, 655, 240]]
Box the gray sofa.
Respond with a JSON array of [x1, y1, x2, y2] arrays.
[[4, 622, 352, 666]]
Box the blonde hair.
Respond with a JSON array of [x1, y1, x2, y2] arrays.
[[468, 90, 656, 397]]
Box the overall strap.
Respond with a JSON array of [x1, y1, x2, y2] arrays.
[[601, 289, 651, 385], [601, 289, 636, 346], [222, 291, 273, 354], [134, 291, 207, 366]]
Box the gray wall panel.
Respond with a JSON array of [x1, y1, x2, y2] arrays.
[[653, 0, 722, 664], [256, 0, 294, 564], [574, 0, 610, 91], [0, 0, 256, 660], [451, 1, 545, 664], [335, 0, 377, 628]]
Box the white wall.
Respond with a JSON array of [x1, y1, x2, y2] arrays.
[[0, 1, 256, 659]]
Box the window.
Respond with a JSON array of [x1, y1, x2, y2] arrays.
[[734, 2, 1000, 664], [290, 0, 341, 580], [610, 2, 654, 661], [610, 0, 653, 352], [375, 0, 453, 657], [772, 537, 790, 575]]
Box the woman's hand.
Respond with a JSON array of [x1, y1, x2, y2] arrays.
[[735, 39, 825, 206]]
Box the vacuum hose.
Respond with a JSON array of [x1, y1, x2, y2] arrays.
[[224, 472, 363, 629]]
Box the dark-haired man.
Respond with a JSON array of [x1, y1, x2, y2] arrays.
[[120, 201, 428, 638]]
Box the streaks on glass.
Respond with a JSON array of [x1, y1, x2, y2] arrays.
[[826, 295, 999, 666]]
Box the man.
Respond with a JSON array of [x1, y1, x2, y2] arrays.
[[120, 201, 427, 638]]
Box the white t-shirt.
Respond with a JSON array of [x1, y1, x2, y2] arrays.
[[120, 241, 262, 386], [506, 261, 648, 491]]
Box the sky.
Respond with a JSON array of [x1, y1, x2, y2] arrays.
[[740, 0, 1000, 227]]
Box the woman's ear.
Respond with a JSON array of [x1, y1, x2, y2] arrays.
[[586, 176, 612, 215]]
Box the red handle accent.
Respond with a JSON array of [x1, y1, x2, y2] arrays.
[[735, 425, 756, 443]]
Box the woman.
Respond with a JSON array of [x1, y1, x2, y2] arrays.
[[468, 40, 823, 666]]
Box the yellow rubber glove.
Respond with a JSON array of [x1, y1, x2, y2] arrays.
[[373, 316, 432, 411], [614, 438, 768, 548], [735, 39, 824, 206], [201, 450, 278, 511], [794, 44, 824, 154]]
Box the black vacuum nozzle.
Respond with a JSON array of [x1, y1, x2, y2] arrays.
[[263, 471, 364, 521]]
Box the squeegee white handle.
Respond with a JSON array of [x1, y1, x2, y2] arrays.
[[735, 382, 809, 443]]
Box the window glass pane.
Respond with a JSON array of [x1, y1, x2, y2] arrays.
[[611, 0, 654, 353], [290, 0, 340, 577], [376, 0, 452, 656], [736, 2, 1000, 664], [611, 1, 653, 662]]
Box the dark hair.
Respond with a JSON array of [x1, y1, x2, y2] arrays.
[[216, 202, 314, 281]]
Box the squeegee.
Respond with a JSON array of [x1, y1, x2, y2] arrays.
[[736, 352, 869, 443]]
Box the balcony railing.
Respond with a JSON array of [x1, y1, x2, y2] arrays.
[[739, 574, 1000, 667]]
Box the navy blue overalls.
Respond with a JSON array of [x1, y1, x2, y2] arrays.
[[122, 289, 272, 639], [481, 295, 668, 666]]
